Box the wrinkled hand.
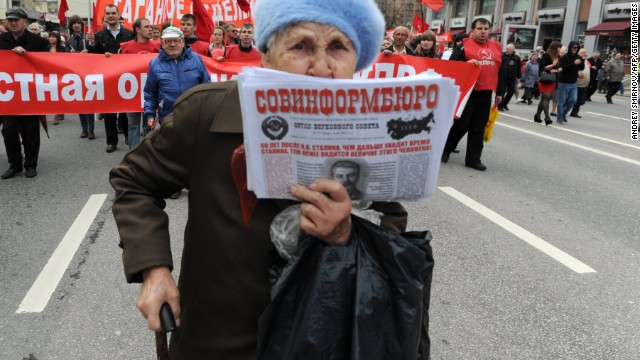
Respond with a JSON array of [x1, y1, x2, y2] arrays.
[[289, 179, 352, 246], [382, 49, 393, 57], [137, 266, 181, 332]]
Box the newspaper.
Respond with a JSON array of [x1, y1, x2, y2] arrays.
[[237, 68, 460, 201]]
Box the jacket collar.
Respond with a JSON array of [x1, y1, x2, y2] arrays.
[[209, 81, 243, 134]]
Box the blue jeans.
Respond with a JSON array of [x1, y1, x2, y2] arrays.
[[78, 113, 95, 131], [127, 112, 150, 149], [557, 82, 577, 121], [570, 87, 586, 116]]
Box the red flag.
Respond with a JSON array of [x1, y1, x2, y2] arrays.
[[192, 0, 215, 42], [91, 2, 99, 33], [237, 0, 251, 13], [412, 15, 429, 33], [421, 0, 444, 13], [57, 0, 69, 25]]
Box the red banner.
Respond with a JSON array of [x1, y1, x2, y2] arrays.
[[0, 51, 479, 116], [93, 0, 255, 30]]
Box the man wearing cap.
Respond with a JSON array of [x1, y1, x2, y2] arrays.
[[0, 8, 49, 179], [86, 4, 135, 153], [143, 27, 209, 131]]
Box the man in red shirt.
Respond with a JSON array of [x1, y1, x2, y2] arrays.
[[180, 14, 210, 56], [441, 18, 503, 171], [225, 23, 260, 60], [120, 18, 160, 54], [119, 18, 160, 149]]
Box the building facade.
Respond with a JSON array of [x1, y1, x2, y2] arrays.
[[376, 0, 632, 58]]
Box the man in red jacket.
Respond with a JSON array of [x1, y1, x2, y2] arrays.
[[225, 23, 260, 60], [441, 17, 503, 171]]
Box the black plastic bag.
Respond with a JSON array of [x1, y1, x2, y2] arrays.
[[258, 216, 434, 360]]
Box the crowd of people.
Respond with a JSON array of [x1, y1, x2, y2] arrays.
[[2, 6, 627, 179], [381, 25, 627, 168], [0, 4, 269, 180]]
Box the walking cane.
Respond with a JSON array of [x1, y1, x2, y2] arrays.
[[155, 302, 177, 360]]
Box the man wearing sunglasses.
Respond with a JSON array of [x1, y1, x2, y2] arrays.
[[556, 41, 584, 125], [223, 23, 239, 46]]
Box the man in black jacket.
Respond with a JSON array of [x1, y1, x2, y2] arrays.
[[585, 51, 603, 101], [382, 26, 417, 56], [556, 41, 584, 124], [497, 43, 521, 111], [0, 8, 49, 179], [87, 4, 134, 152]]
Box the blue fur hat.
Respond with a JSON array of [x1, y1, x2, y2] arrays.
[[254, 0, 385, 72]]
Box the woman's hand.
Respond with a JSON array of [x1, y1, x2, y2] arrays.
[[137, 266, 181, 332], [289, 179, 352, 246]]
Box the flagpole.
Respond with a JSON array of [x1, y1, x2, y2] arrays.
[[88, 1, 92, 31]]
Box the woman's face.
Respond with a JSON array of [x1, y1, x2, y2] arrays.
[[212, 29, 224, 45], [420, 39, 434, 50], [261, 22, 357, 79], [49, 35, 57, 45]]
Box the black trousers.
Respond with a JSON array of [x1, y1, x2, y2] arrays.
[[606, 81, 621, 100], [499, 79, 516, 108], [444, 90, 493, 164], [1, 115, 41, 170], [118, 112, 128, 141], [104, 113, 119, 145], [586, 79, 598, 99]]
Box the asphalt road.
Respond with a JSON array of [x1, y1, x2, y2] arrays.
[[0, 90, 637, 359]]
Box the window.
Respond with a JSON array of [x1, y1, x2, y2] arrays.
[[541, 0, 568, 8], [454, 0, 469, 18], [506, 0, 529, 12], [479, 0, 496, 15]]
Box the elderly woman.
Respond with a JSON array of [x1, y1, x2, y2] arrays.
[[110, 0, 408, 358]]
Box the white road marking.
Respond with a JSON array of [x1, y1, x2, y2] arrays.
[[495, 122, 640, 166], [16, 194, 108, 313], [586, 112, 630, 122], [439, 187, 596, 274], [499, 113, 640, 150]]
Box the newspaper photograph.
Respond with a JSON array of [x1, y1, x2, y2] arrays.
[[237, 68, 461, 201]]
